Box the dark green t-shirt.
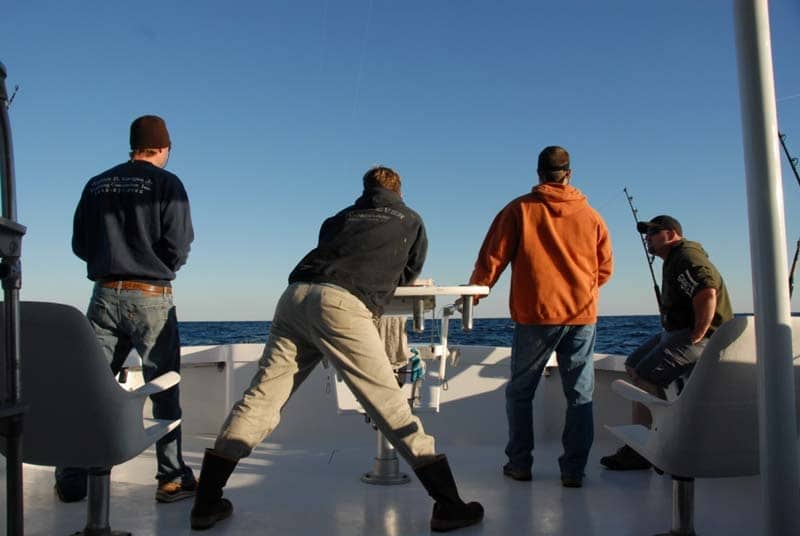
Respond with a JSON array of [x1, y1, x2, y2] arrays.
[[660, 239, 733, 333]]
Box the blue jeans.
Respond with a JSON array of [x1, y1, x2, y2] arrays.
[[505, 323, 596, 478], [56, 284, 193, 488]]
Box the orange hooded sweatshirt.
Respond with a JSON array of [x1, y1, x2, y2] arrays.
[[470, 182, 613, 325]]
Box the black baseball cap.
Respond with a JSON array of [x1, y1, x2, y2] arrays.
[[636, 215, 683, 235]]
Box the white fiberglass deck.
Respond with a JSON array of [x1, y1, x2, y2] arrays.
[[3, 438, 763, 536], [0, 344, 766, 535]]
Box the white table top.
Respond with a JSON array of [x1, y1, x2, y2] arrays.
[[392, 285, 489, 297]]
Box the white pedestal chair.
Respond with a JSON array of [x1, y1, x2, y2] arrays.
[[0, 302, 181, 536], [606, 316, 800, 536]]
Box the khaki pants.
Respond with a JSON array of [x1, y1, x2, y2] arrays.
[[215, 282, 436, 466]]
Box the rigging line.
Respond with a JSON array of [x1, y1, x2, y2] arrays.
[[590, 188, 622, 212], [348, 0, 374, 128], [340, 0, 374, 174], [316, 0, 330, 81], [777, 93, 800, 103], [312, 0, 331, 138]]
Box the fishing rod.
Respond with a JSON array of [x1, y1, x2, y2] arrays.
[[623, 187, 662, 309], [789, 239, 800, 298], [779, 131, 800, 188], [3, 84, 18, 109], [780, 131, 800, 297]]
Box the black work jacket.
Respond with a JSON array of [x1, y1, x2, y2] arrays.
[[289, 187, 427, 315]]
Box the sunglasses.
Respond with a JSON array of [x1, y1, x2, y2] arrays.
[[645, 228, 666, 236]]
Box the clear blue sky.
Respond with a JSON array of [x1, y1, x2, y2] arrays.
[[2, 1, 800, 320]]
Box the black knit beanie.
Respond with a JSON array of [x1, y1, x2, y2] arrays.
[[130, 115, 171, 150]]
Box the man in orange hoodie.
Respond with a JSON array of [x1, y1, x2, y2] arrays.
[[469, 146, 613, 488]]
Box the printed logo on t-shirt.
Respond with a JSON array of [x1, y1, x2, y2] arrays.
[[677, 269, 699, 298], [347, 207, 405, 223], [89, 176, 153, 196]]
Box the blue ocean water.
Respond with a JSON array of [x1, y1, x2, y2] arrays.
[[179, 315, 663, 356]]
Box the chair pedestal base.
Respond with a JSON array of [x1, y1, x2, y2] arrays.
[[68, 468, 132, 536], [71, 530, 131, 536], [654, 477, 696, 536], [361, 429, 410, 486]]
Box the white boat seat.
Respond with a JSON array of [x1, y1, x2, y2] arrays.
[[606, 315, 800, 534], [607, 315, 800, 478], [0, 301, 181, 535]]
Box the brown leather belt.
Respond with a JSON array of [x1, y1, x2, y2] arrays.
[[99, 280, 172, 296]]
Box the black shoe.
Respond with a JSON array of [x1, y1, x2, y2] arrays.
[[502, 463, 532, 481], [561, 474, 583, 488], [54, 467, 88, 503], [600, 445, 652, 471], [414, 454, 484, 532], [54, 483, 87, 503]]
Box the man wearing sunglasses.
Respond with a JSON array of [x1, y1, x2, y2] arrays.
[[600, 215, 732, 471]]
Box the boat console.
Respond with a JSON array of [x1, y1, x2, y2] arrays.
[[331, 282, 489, 485]]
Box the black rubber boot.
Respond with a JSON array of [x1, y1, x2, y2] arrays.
[[190, 449, 237, 530], [54, 466, 88, 502], [413, 454, 484, 532]]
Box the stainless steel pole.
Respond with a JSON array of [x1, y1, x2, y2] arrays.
[[733, 1, 800, 534], [0, 59, 25, 536], [671, 478, 695, 536]]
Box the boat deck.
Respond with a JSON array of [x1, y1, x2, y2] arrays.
[[1, 343, 767, 535], [2, 436, 762, 535]]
